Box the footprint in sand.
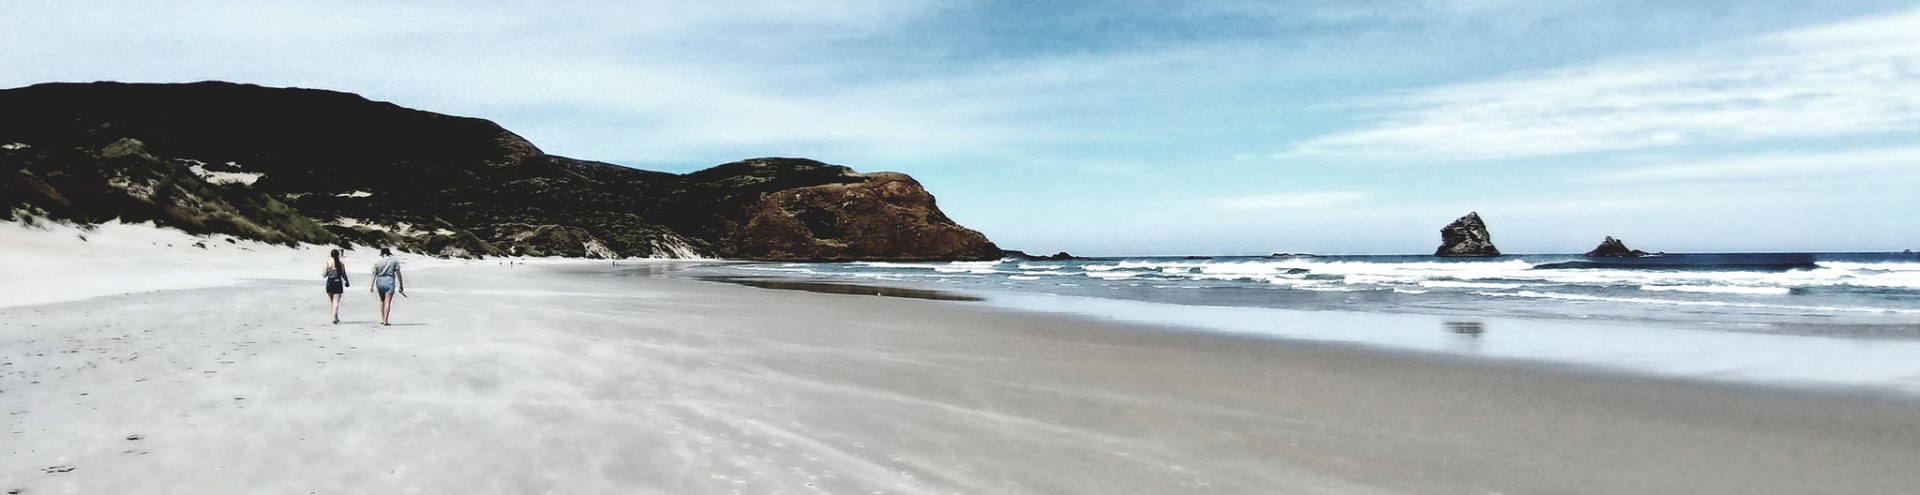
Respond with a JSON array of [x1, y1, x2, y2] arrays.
[[41, 465, 74, 473]]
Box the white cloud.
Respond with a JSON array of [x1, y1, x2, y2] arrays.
[[0, 0, 1040, 163], [1277, 7, 1920, 163], [1195, 191, 1371, 211], [1190, 0, 1596, 28], [1580, 145, 1920, 183]]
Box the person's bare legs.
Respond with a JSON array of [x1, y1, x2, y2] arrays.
[[379, 292, 394, 325], [329, 293, 341, 323]]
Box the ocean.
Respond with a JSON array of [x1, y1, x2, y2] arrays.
[[686, 252, 1920, 335], [674, 252, 1920, 394]]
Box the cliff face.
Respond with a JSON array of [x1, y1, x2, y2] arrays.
[[0, 81, 999, 260], [734, 170, 1000, 261], [1435, 212, 1501, 257]]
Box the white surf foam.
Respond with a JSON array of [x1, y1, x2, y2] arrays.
[[1482, 290, 1920, 314], [1641, 285, 1791, 296], [1420, 280, 1524, 290]]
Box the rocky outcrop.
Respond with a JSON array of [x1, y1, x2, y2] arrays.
[[1435, 212, 1500, 257], [732, 172, 999, 261], [1585, 236, 1651, 257], [0, 81, 1001, 260]]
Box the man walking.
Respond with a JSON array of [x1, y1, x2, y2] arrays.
[[370, 247, 404, 326]]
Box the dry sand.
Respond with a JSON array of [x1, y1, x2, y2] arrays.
[[0, 220, 465, 309], [3, 229, 1919, 493]]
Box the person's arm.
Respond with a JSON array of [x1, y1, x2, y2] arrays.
[[370, 265, 378, 293], [397, 266, 404, 293]]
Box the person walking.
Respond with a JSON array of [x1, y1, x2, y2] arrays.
[[322, 249, 351, 324], [370, 247, 404, 326]]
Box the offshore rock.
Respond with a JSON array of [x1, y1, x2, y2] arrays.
[[1585, 236, 1651, 257], [1435, 212, 1500, 257]]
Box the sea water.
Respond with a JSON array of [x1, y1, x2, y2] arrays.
[[678, 252, 1920, 393], [696, 253, 1920, 332]]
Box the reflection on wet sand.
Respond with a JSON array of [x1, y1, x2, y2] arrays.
[[695, 277, 984, 301], [1446, 319, 1486, 337]]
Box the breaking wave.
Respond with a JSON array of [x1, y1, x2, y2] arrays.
[[709, 253, 1920, 326]]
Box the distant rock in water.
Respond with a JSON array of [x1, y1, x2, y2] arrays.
[[1269, 252, 1318, 259], [0, 81, 1000, 261], [1585, 236, 1652, 257], [1435, 212, 1500, 257], [1002, 250, 1079, 261]]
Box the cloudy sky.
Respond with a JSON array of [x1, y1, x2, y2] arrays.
[[5, 1, 1918, 255]]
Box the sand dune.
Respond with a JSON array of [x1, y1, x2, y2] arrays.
[[0, 220, 464, 309]]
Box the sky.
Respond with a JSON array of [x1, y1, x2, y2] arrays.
[[4, 0, 1918, 255]]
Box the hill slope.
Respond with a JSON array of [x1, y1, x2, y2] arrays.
[[0, 81, 1000, 260]]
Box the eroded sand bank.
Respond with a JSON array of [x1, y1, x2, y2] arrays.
[[3, 258, 1918, 494]]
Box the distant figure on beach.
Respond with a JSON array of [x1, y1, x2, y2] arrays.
[[322, 249, 350, 324], [370, 248, 404, 326]]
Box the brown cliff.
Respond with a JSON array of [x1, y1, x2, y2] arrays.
[[735, 172, 1000, 261]]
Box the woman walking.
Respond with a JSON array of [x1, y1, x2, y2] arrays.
[[322, 249, 350, 324], [370, 247, 404, 326]]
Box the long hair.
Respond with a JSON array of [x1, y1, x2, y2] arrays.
[[329, 249, 344, 272]]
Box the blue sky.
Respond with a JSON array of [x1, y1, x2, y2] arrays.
[[5, 0, 1918, 255]]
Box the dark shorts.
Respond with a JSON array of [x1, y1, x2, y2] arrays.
[[325, 278, 344, 294]]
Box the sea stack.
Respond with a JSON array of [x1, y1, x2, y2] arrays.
[[1585, 236, 1650, 257], [1435, 212, 1501, 257]]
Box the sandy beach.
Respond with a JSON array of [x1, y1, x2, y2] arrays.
[[3, 234, 1918, 494]]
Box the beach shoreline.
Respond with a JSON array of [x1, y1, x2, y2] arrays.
[[685, 269, 1920, 398], [4, 250, 1919, 493]]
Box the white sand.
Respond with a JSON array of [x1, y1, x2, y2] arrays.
[[3, 222, 1919, 494], [0, 220, 473, 309]]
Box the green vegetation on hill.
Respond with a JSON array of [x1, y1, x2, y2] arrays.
[[0, 82, 1001, 260]]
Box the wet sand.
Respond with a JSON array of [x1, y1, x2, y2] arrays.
[[2, 262, 1917, 494]]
